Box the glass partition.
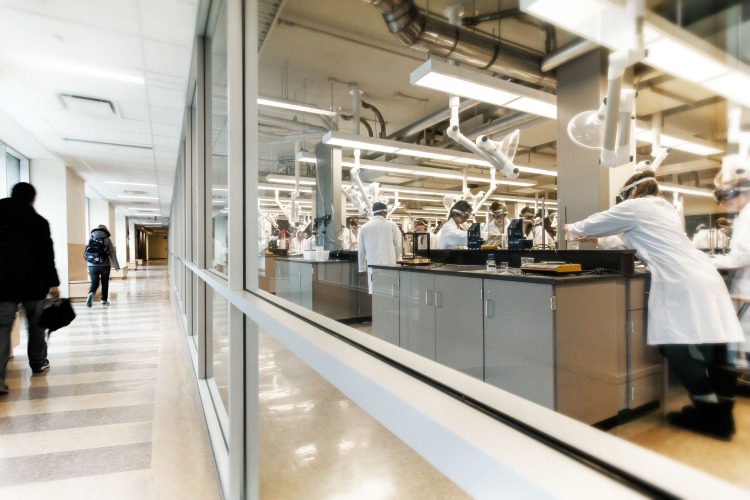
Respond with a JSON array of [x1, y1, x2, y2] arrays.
[[207, 0, 228, 276]]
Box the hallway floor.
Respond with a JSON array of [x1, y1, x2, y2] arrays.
[[0, 263, 221, 499]]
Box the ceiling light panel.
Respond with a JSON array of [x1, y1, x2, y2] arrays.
[[410, 59, 557, 119]]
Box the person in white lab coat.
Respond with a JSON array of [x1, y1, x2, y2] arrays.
[[531, 209, 557, 248], [713, 179, 750, 364], [289, 228, 307, 254], [348, 219, 359, 251], [565, 170, 743, 440], [481, 201, 509, 242], [692, 224, 728, 252], [414, 218, 439, 250], [358, 202, 401, 293], [437, 200, 472, 249]]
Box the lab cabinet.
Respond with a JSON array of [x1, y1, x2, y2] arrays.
[[627, 276, 662, 409], [435, 275, 483, 379], [372, 268, 400, 345], [399, 271, 437, 359], [483, 280, 555, 409]]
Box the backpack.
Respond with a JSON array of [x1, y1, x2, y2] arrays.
[[84, 237, 107, 265]]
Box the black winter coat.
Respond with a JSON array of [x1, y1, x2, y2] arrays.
[[0, 198, 60, 301]]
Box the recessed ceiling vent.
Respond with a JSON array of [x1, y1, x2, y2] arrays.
[[124, 190, 148, 195], [60, 94, 119, 117]]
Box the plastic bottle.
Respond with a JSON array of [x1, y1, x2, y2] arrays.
[[486, 253, 497, 273]]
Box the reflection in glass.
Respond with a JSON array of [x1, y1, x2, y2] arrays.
[[257, 330, 467, 498], [210, 289, 230, 415], [209, 0, 228, 275]]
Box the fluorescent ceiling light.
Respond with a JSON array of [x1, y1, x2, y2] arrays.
[[258, 97, 336, 116], [5, 52, 145, 84], [212, 188, 228, 192], [633, 126, 723, 156], [410, 59, 557, 119], [127, 207, 159, 211], [324, 131, 558, 177], [265, 174, 317, 186], [106, 181, 157, 187], [520, 0, 750, 108], [118, 195, 158, 200], [257, 183, 313, 193], [659, 183, 714, 198], [340, 158, 536, 187]]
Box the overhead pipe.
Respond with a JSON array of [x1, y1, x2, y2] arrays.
[[340, 115, 374, 137], [364, 0, 555, 88], [362, 100, 386, 138]]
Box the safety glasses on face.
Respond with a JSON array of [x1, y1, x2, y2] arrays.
[[492, 211, 507, 219], [452, 209, 471, 218], [713, 186, 750, 203]]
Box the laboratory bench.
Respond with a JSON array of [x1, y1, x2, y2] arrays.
[[369, 258, 660, 427], [258, 253, 370, 321]]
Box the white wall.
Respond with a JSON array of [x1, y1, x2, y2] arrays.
[[66, 168, 87, 246], [30, 159, 70, 296], [128, 219, 137, 262], [115, 211, 127, 265], [88, 197, 110, 235]]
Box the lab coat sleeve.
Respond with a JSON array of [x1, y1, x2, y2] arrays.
[[567, 202, 636, 239], [358, 229, 366, 272], [597, 235, 626, 250], [713, 233, 750, 270]]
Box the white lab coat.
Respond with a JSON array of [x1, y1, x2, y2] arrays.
[[713, 203, 750, 351], [481, 218, 509, 240], [437, 218, 467, 249], [416, 232, 440, 250], [693, 228, 728, 251], [567, 196, 743, 345], [348, 229, 359, 251], [531, 224, 556, 248], [358, 216, 401, 293]]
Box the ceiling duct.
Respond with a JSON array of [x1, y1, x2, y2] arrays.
[[363, 0, 556, 88], [60, 94, 119, 117]]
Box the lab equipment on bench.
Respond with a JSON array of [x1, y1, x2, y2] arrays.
[[507, 219, 533, 250]]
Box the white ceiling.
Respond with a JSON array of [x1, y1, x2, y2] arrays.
[[0, 0, 199, 224]]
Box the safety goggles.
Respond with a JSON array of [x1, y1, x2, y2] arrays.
[[713, 186, 750, 203], [452, 209, 471, 218], [618, 176, 656, 201], [492, 211, 507, 219]]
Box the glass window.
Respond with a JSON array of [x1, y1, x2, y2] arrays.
[[208, 0, 228, 275], [5, 151, 21, 197]]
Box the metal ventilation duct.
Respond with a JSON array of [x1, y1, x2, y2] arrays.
[[364, 0, 556, 88]]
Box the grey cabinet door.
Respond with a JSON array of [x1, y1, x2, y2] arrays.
[[435, 274, 484, 379], [399, 272, 436, 360], [483, 280, 554, 409], [275, 260, 291, 300], [371, 268, 400, 345]]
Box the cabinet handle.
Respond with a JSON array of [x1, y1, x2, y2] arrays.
[[435, 291, 442, 308], [425, 290, 433, 305], [485, 299, 494, 318], [391, 285, 396, 298]]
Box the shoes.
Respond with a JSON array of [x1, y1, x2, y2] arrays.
[[0, 382, 8, 395], [667, 400, 735, 441], [101, 300, 110, 306], [86, 292, 93, 308], [32, 360, 50, 374]]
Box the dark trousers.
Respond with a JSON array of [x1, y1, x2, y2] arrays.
[[0, 300, 48, 387], [88, 267, 111, 301], [662, 344, 737, 399]]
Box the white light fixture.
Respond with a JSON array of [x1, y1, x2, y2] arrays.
[[118, 195, 158, 200], [493, 195, 558, 205], [265, 174, 317, 186], [340, 158, 536, 187], [521, 0, 750, 108], [410, 59, 557, 119], [258, 97, 336, 116], [322, 131, 558, 177], [127, 207, 159, 211], [257, 183, 313, 193], [659, 183, 714, 198], [633, 126, 723, 156], [106, 181, 157, 187], [5, 52, 145, 84]]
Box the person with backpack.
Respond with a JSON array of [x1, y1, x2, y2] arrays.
[[85, 224, 120, 307], [0, 182, 60, 392]]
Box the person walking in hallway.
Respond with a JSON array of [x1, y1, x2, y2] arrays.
[[0, 182, 60, 393], [85, 224, 120, 307]]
